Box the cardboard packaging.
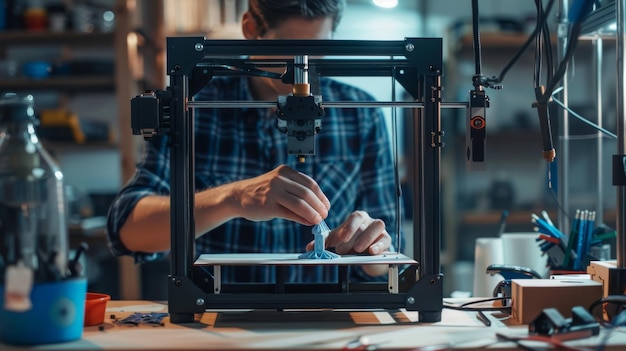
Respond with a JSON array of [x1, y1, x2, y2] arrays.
[[510, 279, 602, 324], [587, 260, 626, 320]]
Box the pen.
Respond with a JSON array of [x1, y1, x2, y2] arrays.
[[476, 310, 491, 327]]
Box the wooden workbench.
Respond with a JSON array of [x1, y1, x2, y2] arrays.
[[1, 299, 624, 350]]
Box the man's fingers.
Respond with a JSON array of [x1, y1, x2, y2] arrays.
[[336, 211, 367, 242], [276, 178, 329, 225], [305, 240, 314, 252], [367, 233, 391, 255], [274, 203, 320, 226], [332, 214, 390, 255], [277, 166, 330, 210], [352, 219, 386, 252]]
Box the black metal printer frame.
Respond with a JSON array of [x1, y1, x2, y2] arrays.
[[131, 37, 445, 323]]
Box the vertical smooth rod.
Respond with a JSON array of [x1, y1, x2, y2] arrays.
[[294, 55, 309, 85], [557, 0, 571, 235], [594, 38, 604, 225]]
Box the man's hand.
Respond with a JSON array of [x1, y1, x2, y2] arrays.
[[232, 165, 330, 226], [305, 210, 392, 277], [306, 210, 391, 255]]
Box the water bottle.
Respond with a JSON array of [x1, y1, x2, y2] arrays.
[[0, 93, 86, 345]]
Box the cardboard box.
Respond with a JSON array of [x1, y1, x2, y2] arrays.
[[511, 279, 602, 324], [587, 260, 626, 297], [587, 260, 626, 320]]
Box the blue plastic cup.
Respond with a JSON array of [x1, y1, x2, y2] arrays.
[[0, 278, 87, 345]]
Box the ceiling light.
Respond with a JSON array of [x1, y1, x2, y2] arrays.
[[372, 0, 398, 9]]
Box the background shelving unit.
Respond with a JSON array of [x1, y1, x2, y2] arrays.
[[560, 0, 625, 268], [442, 2, 625, 294], [442, 29, 555, 294], [0, 0, 142, 300]]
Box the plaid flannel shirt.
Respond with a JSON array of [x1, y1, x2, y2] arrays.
[[107, 76, 402, 283]]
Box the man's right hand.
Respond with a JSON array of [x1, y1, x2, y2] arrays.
[[231, 165, 330, 226], [120, 165, 330, 253]]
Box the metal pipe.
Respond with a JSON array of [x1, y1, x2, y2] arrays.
[[594, 37, 604, 226], [186, 101, 469, 109], [294, 55, 308, 85], [557, 0, 571, 235]]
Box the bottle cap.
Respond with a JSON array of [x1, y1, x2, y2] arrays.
[[0, 93, 36, 123]]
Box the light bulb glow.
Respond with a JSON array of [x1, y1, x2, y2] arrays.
[[372, 0, 398, 9]]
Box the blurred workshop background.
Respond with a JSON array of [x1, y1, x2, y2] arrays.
[[0, 0, 617, 300]]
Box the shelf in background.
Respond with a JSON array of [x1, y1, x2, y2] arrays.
[[0, 31, 115, 46], [451, 32, 539, 53], [451, 32, 612, 54], [42, 140, 118, 151], [462, 209, 617, 226], [0, 76, 115, 91], [461, 210, 549, 226]]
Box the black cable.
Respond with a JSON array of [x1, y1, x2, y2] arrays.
[[471, 0, 482, 77], [492, 0, 556, 86], [532, 0, 593, 162], [534, 0, 556, 85], [443, 305, 512, 312], [596, 308, 626, 351], [535, 0, 556, 86], [470, 0, 556, 90], [588, 295, 626, 325], [533, 0, 543, 88], [496, 333, 589, 351], [443, 296, 512, 312], [540, 0, 595, 104], [541, 8, 554, 83], [460, 296, 509, 307], [534, 30, 542, 88], [540, 21, 583, 103], [495, 334, 542, 351]]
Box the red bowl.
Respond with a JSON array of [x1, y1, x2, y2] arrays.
[[84, 292, 111, 326]]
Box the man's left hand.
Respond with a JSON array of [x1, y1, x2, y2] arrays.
[[306, 210, 391, 255]]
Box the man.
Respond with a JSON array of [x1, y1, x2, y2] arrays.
[[106, 0, 401, 283]]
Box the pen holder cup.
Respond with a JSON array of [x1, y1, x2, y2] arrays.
[[0, 278, 87, 345], [84, 292, 110, 326]]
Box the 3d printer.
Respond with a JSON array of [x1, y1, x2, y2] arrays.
[[131, 37, 448, 324]]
